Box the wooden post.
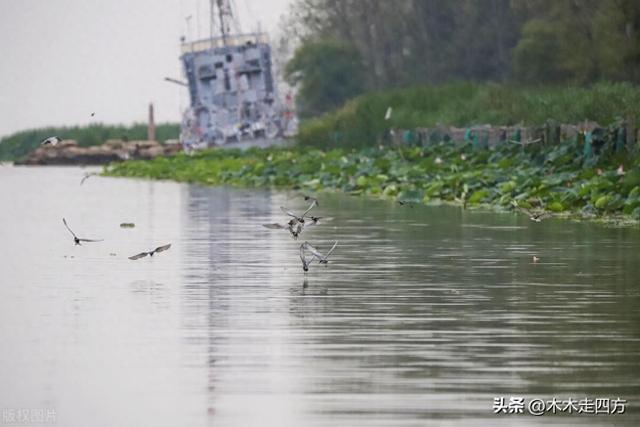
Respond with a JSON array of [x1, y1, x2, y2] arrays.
[[148, 103, 156, 142]]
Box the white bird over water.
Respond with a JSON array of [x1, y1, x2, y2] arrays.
[[300, 241, 338, 272], [262, 218, 304, 240], [299, 243, 315, 272], [281, 198, 318, 223], [62, 218, 103, 245], [511, 201, 551, 222], [41, 136, 62, 146], [128, 244, 172, 260]]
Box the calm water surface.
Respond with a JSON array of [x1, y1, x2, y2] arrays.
[[1, 166, 639, 426]]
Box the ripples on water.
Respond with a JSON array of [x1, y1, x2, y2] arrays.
[[0, 166, 639, 426]]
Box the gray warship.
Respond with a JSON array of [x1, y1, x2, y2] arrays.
[[175, 0, 295, 150]]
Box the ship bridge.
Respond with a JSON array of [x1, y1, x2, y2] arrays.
[[179, 31, 282, 148]]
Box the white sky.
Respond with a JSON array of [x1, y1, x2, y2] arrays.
[[0, 0, 292, 138]]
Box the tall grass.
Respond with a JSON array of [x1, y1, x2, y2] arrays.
[[0, 123, 179, 161], [297, 81, 640, 148]]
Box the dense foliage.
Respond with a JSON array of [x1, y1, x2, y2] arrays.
[[0, 123, 179, 161], [105, 134, 640, 223], [285, 39, 366, 117], [280, 0, 640, 89], [296, 81, 640, 149]]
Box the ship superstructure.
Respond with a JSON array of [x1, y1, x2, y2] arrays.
[[178, 0, 292, 149]]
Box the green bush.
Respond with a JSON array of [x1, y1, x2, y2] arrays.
[[296, 81, 640, 149]]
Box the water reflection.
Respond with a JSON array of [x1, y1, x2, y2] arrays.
[[0, 166, 639, 426], [177, 181, 640, 425]]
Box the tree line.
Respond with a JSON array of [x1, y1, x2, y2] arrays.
[[279, 0, 640, 116]]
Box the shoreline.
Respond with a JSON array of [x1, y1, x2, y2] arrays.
[[103, 142, 640, 228]]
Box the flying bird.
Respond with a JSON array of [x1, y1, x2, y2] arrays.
[[511, 201, 551, 222], [525, 211, 551, 222], [384, 106, 392, 120], [301, 195, 319, 207], [41, 136, 62, 146], [263, 218, 303, 239], [128, 244, 172, 260], [91, 112, 96, 117], [264, 200, 321, 240], [299, 243, 315, 272], [281, 199, 318, 223], [302, 241, 338, 265], [303, 216, 332, 227], [80, 172, 97, 185], [62, 218, 103, 245]]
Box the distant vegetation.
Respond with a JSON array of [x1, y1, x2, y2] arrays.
[[284, 39, 366, 117], [281, 1, 640, 99], [105, 134, 640, 223], [296, 81, 640, 148], [0, 123, 179, 161]]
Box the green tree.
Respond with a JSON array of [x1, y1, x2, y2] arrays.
[[285, 39, 366, 116], [512, 19, 572, 83]]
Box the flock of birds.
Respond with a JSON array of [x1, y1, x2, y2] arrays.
[[45, 114, 550, 269], [43, 131, 333, 272], [62, 178, 333, 271], [41, 127, 176, 262], [62, 215, 171, 261], [262, 196, 339, 272], [45, 119, 173, 261]]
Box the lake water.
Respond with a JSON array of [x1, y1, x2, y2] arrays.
[[1, 166, 639, 426]]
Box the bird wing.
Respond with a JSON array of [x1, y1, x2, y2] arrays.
[[303, 195, 319, 207], [128, 252, 148, 260], [299, 244, 306, 264], [280, 206, 299, 219], [299, 243, 315, 266], [42, 136, 60, 145], [325, 241, 339, 258], [62, 218, 77, 238], [262, 223, 286, 229], [301, 200, 318, 218], [154, 243, 172, 253], [80, 173, 92, 185], [304, 242, 325, 261], [78, 238, 103, 242], [302, 220, 317, 229]]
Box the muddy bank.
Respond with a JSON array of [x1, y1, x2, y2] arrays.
[[16, 139, 182, 165]]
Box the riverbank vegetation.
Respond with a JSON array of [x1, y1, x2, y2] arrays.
[[296, 81, 640, 149], [105, 133, 640, 223], [0, 123, 178, 161]]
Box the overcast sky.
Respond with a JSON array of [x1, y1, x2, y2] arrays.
[[0, 0, 292, 138]]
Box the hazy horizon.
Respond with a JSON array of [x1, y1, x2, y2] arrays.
[[0, 0, 291, 139]]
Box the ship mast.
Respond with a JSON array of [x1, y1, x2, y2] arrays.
[[210, 0, 237, 46]]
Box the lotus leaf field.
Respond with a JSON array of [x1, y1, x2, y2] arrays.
[[105, 133, 640, 225]]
